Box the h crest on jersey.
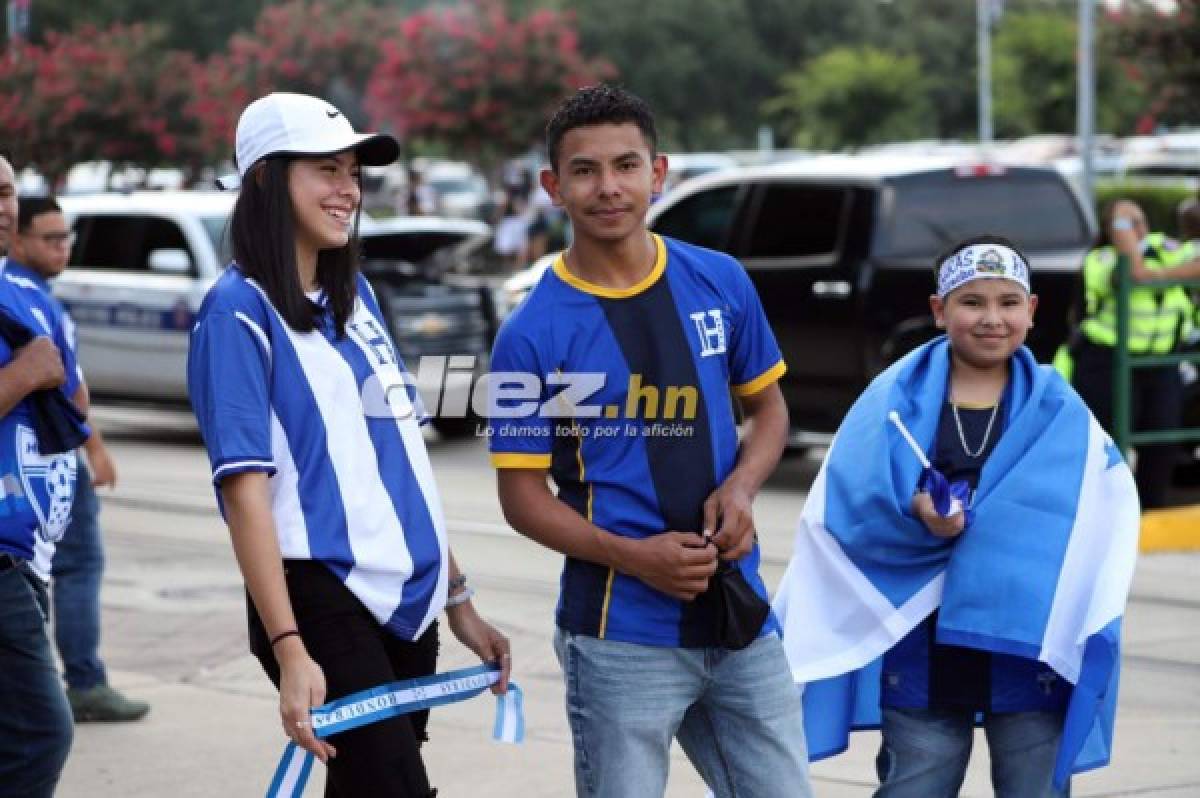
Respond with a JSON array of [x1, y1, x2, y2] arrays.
[[690, 309, 726, 357], [17, 425, 77, 543]]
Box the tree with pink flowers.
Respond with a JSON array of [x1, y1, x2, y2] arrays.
[[0, 23, 203, 186], [366, 0, 611, 162]]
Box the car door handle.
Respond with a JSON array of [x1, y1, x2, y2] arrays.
[[811, 280, 851, 298]]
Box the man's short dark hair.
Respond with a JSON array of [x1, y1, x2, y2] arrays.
[[17, 196, 62, 232], [545, 85, 657, 171], [933, 234, 1031, 286]]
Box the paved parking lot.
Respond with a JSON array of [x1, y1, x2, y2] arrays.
[[53, 406, 1200, 797]]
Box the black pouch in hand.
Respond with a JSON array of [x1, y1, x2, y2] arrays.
[[710, 560, 770, 650]]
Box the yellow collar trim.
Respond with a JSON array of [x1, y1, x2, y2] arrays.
[[552, 234, 666, 299]]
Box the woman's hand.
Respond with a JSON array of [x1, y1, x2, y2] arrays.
[[911, 491, 966, 539], [276, 637, 337, 762], [446, 602, 512, 694]]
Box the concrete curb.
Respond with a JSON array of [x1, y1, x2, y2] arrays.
[[1140, 506, 1200, 551]]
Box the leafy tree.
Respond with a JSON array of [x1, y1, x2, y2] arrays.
[[766, 46, 935, 151], [189, 1, 401, 164], [365, 0, 610, 162], [12, 0, 266, 58], [0, 23, 205, 185], [561, 0, 777, 150], [1115, 0, 1200, 129], [993, 10, 1146, 137]]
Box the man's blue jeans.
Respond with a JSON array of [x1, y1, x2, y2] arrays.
[[0, 561, 74, 798], [52, 464, 107, 689], [553, 629, 814, 798], [875, 707, 1070, 798]]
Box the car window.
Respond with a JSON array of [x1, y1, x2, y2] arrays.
[[744, 183, 849, 258], [201, 215, 232, 266], [879, 170, 1089, 256], [71, 214, 195, 274], [651, 185, 739, 252]]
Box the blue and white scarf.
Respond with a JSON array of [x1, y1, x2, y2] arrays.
[[773, 337, 1139, 788], [266, 663, 524, 797]]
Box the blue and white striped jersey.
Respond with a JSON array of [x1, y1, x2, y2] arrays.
[[188, 267, 447, 641]]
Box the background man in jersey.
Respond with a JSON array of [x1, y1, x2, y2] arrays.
[[487, 86, 813, 797], [9, 196, 148, 722], [0, 155, 77, 797]]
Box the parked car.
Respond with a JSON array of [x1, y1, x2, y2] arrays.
[[644, 155, 1096, 447], [54, 192, 492, 437]]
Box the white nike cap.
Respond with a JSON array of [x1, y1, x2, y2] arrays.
[[215, 92, 399, 190]]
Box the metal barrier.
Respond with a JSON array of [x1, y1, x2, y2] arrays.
[[1112, 254, 1200, 451]]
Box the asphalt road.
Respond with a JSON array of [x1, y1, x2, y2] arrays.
[[52, 405, 1200, 797]]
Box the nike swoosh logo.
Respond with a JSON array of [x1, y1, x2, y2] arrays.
[[326, 110, 340, 119]]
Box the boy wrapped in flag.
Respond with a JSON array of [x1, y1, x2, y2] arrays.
[[774, 236, 1140, 796]]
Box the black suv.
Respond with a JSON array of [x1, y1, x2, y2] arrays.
[[647, 156, 1096, 446]]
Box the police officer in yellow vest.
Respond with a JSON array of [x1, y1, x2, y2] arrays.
[[1072, 199, 1200, 508]]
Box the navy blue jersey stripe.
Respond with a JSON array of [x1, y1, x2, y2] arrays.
[[598, 276, 719, 646]]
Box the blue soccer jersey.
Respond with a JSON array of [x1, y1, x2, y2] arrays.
[[188, 268, 447, 641], [488, 235, 786, 647], [0, 258, 84, 565]]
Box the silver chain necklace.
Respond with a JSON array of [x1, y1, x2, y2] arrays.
[[951, 402, 999, 458]]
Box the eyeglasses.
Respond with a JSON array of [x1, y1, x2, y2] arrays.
[[26, 231, 76, 246]]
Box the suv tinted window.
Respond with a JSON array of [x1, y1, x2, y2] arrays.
[[652, 185, 738, 252], [71, 214, 193, 273], [745, 184, 848, 258], [879, 170, 1088, 256]]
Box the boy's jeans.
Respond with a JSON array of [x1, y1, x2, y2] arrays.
[[875, 707, 1070, 798], [553, 628, 814, 798], [52, 465, 108, 689], [0, 562, 74, 798]]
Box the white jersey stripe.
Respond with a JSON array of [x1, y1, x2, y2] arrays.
[[276, 301, 415, 627]]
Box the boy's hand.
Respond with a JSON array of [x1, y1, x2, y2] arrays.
[[911, 491, 965, 539], [702, 480, 756, 561], [627, 531, 718, 600]]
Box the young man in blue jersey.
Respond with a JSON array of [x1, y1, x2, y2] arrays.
[[488, 86, 813, 798], [9, 196, 148, 723], [0, 155, 81, 798]]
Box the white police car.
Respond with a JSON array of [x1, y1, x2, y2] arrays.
[[55, 192, 493, 436]]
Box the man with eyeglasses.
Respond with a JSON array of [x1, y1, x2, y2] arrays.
[[8, 196, 149, 724]]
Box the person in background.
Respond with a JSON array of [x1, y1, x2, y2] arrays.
[[8, 196, 148, 723], [1071, 199, 1200, 508], [0, 154, 83, 798]]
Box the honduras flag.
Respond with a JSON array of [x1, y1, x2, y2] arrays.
[[773, 337, 1139, 789]]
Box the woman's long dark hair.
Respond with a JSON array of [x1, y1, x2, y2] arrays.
[[230, 157, 360, 335]]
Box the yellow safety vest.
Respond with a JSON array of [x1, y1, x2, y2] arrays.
[[1079, 233, 1194, 354]]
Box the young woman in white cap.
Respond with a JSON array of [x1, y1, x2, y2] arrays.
[[188, 93, 511, 797]]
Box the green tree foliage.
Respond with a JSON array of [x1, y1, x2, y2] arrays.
[[15, 0, 266, 58], [366, 0, 609, 162], [766, 47, 935, 151], [0, 23, 204, 185], [1116, 0, 1200, 129], [563, 0, 777, 150], [993, 11, 1146, 137]]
